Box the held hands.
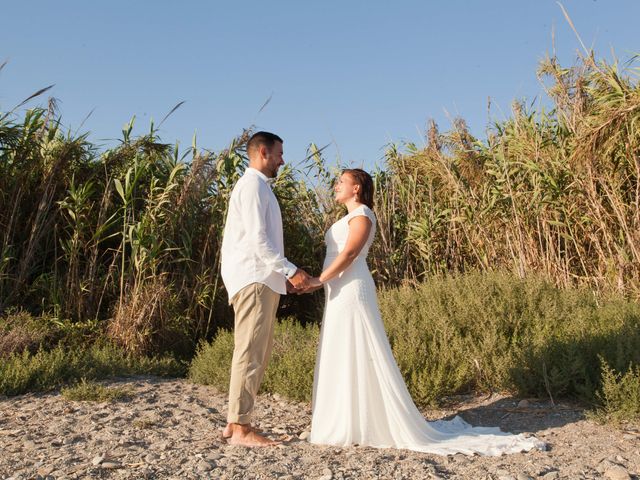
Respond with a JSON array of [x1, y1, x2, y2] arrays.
[[286, 269, 323, 295], [304, 277, 323, 293], [287, 268, 311, 292]]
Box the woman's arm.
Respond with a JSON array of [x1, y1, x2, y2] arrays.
[[318, 215, 372, 283]]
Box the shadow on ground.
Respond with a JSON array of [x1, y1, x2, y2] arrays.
[[422, 393, 586, 436]]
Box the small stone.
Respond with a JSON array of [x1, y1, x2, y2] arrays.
[[63, 435, 82, 445], [516, 475, 533, 480], [197, 460, 214, 472], [498, 476, 515, 480], [101, 461, 122, 469], [318, 467, 333, 480], [67, 464, 87, 474], [517, 399, 530, 408], [205, 453, 222, 462], [598, 460, 618, 473], [151, 441, 170, 451], [144, 453, 159, 463], [298, 431, 310, 441], [541, 472, 559, 480], [36, 465, 55, 476], [91, 454, 105, 466], [604, 466, 631, 480], [23, 440, 36, 450]]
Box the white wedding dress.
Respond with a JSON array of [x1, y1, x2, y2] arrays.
[[309, 205, 544, 456]]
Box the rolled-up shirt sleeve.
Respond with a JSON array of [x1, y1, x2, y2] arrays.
[[238, 180, 297, 278]]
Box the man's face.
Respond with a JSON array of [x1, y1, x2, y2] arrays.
[[263, 141, 284, 178]]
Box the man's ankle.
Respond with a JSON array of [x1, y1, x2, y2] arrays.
[[227, 422, 252, 435]]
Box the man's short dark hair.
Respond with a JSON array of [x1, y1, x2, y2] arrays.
[[246, 131, 283, 156]]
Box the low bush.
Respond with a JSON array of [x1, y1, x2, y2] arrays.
[[0, 343, 185, 396], [591, 359, 640, 424], [61, 378, 134, 402], [380, 272, 640, 409], [0, 310, 100, 357], [190, 272, 640, 422]]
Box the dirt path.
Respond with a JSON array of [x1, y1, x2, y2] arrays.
[[1, 376, 638, 479]]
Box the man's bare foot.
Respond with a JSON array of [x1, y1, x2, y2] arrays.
[[223, 423, 280, 447], [222, 423, 261, 439]]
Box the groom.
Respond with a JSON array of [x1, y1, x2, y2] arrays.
[[220, 131, 310, 447]]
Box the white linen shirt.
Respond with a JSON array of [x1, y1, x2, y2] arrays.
[[220, 168, 297, 302]]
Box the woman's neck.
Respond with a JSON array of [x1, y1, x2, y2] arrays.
[[345, 199, 363, 213]]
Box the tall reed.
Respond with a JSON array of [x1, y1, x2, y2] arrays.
[[1, 51, 640, 357]]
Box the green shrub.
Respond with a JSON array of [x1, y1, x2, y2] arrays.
[[0, 343, 185, 396], [591, 359, 640, 424], [380, 273, 640, 408], [188, 328, 236, 390], [261, 318, 319, 402], [0, 310, 101, 357], [61, 378, 133, 402], [192, 273, 640, 421], [189, 317, 319, 402]]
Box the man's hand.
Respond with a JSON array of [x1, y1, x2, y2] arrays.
[[286, 280, 299, 294], [288, 268, 311, 290]]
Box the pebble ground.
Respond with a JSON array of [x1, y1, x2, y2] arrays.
[[1, 376, 639, 479]]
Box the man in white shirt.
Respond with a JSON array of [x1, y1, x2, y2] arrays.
[[220, 131, 310, 447]]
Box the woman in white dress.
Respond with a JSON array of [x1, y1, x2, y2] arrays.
[[305, 169, 544, 456]]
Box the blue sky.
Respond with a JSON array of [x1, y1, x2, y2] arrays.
[[1, 1, 638, 171]]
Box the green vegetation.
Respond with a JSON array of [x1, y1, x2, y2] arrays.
[[191, 273, 640, 421], [1, 52, 640, 421], [379, 272, 640, 406], [2, 53, 640, 353], [591, 360, 640, 424], [0, 343, 185, 396], [61, 378, 134, 402], [0, 309, 100, 358]]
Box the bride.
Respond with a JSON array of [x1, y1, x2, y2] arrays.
[[304, 168, 544, 456]]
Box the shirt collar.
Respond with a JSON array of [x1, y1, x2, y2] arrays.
[[246, 167, 276, 185]]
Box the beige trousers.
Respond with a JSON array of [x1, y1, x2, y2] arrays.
[[227, 282, 280, 424]]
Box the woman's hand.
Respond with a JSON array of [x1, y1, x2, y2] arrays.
[[298, 277, 323, 294]]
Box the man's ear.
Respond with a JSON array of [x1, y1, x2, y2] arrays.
[[259, 144, 268, 160]]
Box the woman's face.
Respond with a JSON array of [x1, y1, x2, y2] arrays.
[[334, 173, 359, 204]]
